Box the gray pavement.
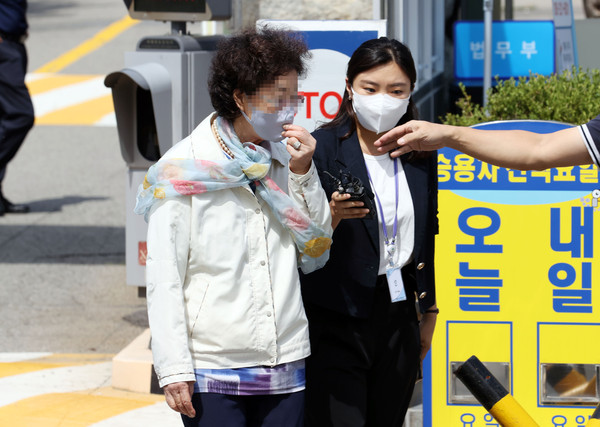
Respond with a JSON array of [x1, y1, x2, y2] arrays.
[[0, 0, 220, 354], [0, 1, 158, 354]]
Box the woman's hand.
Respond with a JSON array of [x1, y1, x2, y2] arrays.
[[163, 381, 196, 418], [283, 124, 316, 175], [419, 308, 438, 364], [329, 191, 371, 229]]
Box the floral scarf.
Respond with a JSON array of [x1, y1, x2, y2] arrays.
[[134, 116, 332, 272]]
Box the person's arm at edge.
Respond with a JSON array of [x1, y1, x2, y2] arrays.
[[419, 303, 438, 363], [374, 120, 593, 170], [146, 198, 196, 418]]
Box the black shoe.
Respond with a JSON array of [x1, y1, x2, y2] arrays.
[[2, 198, 30, 214]]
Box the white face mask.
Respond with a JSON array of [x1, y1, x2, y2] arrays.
[[242, 105, 296, 142], [351, 88, 410, 134]]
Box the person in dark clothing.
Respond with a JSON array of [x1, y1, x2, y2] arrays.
[[0, 0, 34, 215], [301, 37, 438, 427]]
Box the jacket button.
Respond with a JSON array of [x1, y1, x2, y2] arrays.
[[417, 262, 425, 270], [255, 208, 261, 214], [266, 311, 272, 317], [419, 291, 427, 299]]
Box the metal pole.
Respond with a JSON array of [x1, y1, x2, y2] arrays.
[[232, 0, 243, 31], [483, 0, 493, 107], [373, 0, 383, 19], [505, 0, 513, 20]]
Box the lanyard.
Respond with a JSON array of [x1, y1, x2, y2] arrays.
[[367, 158, 399, 265]]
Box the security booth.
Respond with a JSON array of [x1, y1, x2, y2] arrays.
[[430, 120, 600, 426], [105, 0, 230, 287]]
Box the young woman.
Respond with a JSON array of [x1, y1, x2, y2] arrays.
[[136, 27, 332, 427], [300, 37, 439, 426]]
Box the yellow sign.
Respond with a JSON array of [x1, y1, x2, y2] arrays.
[[429, 121, 600, 427]]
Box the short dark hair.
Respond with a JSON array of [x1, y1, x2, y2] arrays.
[[322, 37, 418, 139], [208, 26, 310, 121]]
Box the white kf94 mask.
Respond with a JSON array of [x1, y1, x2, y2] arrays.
[[351, 88, 410, 134]]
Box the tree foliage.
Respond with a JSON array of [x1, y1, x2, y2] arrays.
[[442, 67, 600, 126]]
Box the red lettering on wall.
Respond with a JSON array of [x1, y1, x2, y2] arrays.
[[299, 91, 319, 119], [320, 91, 343, 119]]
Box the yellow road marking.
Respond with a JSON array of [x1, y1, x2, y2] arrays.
[[35, 94, 114, 126], [0, 390, 162, 426], [0, 354, 113, 379], [34, 15, 139, 74], [27, 74, 101, 96]]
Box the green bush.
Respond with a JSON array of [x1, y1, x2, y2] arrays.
[[442, 67, 600, 126]]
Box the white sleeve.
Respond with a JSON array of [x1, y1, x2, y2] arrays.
[[288, 161, 333, 237], [288, 161, 333, 273], [145, 197, 196, 388], [580, 115, 600, 167]]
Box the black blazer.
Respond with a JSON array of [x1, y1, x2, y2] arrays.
[[301, 121, 438, 318]]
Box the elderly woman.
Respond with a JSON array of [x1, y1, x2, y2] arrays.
[[135, 27, 332, 427]]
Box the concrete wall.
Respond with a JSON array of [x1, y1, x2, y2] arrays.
[[575, 19, 600, 70], [235, 0, 373, 29]]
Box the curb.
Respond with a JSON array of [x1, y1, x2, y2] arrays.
[[111, 328, 162, 394]]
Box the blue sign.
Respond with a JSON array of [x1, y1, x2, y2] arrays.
[[301, 30, 379, 57], [454, 21, 555, 82]]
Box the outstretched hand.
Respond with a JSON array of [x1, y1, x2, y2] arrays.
[[374, 120, 448, 158]]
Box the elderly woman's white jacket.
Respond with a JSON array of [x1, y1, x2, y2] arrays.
[[145, 114, 332, 388]]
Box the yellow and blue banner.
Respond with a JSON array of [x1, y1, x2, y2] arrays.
[[427, 120, 600, 426]]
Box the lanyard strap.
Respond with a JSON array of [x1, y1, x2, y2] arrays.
[[367, 158, 399, 247]]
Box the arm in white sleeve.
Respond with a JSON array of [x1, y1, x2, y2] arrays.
[[288, 161, 333, 273], [145, 197, 196, 388], [288, 161, 333, 236]]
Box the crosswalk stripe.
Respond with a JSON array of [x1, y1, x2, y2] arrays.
[[26, 73, 116, 126], [89, 401, 181, 427], [36, 94, 115, 126], [0, 353, 113, 379], [0, 353, 53, 363], [0, 353, 181, 426], [0, 391, 162, 426], [27, 73, 101, 96], [31, 75, 111, 117], [0, 362, 112, 407]]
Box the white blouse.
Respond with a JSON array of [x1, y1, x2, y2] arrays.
[[363, 152, 415, 275]]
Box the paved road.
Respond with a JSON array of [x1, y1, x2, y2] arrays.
[[2, 0, 154, 355], [0, 2, 192, 425]]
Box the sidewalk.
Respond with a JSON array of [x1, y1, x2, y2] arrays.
[[0, 352, 180, 427]]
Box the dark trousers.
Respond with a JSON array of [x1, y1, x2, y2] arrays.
[[0, 38, 34, 183], [304, 278, 421, 427], [182, 391, 305, 427]]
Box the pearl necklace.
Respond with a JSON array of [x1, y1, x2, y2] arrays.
[[211, 118, 234, 159]]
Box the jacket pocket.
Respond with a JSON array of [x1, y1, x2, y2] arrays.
[[184, 278, 210, 337]]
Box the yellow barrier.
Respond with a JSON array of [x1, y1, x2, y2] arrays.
[[455, 355, 539, 427], [587, 402, 600, 427]]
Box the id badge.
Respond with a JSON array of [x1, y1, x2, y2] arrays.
[[386, 266, 406, 302]]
